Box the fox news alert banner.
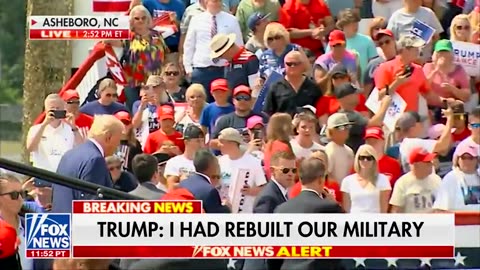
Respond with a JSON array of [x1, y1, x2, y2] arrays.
[[28, 16, 129, 40]]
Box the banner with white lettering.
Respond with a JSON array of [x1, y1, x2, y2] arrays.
[[410, 19, 435, 43], [365, 88, 407, 132], [228, 168, 251, 213], [452, 41, 480, 77], [104, 44, 128, 85]]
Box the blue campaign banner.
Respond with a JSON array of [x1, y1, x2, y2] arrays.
[[252, 71, 283, 113], [411, 19, 436, 43]]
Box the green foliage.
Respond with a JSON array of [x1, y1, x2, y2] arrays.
[[0, 0, 26, 104]]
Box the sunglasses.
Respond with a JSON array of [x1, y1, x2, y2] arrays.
[[109, 165, 122, 171], [0, 190, 26, 200], [234, 95, 252, 101], [189, 95, 204, 100], [456, 25, 470, 30], [378, 39, 391, 47], [359, 155, 375, 161], [134, 16, 147, 21], [273, 167, 297, 174], [165, 71, 180, 76], [105, 93, 118, 98], [470, 123, 480, 129], [332, 44, 344, 48], [335, 125, 351, 131], [285, 62, 301, 67], [267, 35, 282, 42], [121, 120, 131, 126], [459, 154, 477, 160], [67, 100, 80, 105]]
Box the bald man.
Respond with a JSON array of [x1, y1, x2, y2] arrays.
[[52, 115, 125, 213], [263, 50, 322, 116]]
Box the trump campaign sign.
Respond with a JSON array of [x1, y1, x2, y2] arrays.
[[452, 41, 480, 77], [410, 19, 435, 43]]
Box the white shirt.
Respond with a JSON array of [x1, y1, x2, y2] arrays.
[[219, 152, 267, 213], [271, 178, 289, 200], [27, 123, 75, 172], [341, 173, 392, 213], [434, 170, 480, 211], [183, 11, 243, 74], [389, 172, 442, 213], [164, 155, 195, 178], [89, 138, 104, 157], [290, 139, 325, 159]]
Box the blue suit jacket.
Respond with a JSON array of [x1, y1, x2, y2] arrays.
[[52, 140, 112, 213], [178, 173, 229, 213]]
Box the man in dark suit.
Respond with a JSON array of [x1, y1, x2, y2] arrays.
[[253, 151, 296, 214], [130, 154, 165, 199], [52, 115, 125, 213], [177, 149, 229, 213], [274, 157, 345, 270], [244, 151, 296, 270]]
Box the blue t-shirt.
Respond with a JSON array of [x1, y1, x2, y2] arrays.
[[386, 143, 400, 160], [79, 101, 128, 116], [143, 0, 186, 48], [199, 102, 235, 137]]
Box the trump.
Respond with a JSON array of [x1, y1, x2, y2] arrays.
[[52, 115, 125, 213]]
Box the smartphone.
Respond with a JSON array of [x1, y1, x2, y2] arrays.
[[51, 110, 67, 119], [402, 65, 413, 77], [253, 129, 263, 140], [34, 178, 52, 188]]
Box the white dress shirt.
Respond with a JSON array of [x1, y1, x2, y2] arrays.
[[271, 178, 288, 200], [183, 10, 243, 74]]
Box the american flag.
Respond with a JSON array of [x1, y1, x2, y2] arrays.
[[92, 0, 130, 12], [227, 249, 480, 270], [227, 220, 480, 270]]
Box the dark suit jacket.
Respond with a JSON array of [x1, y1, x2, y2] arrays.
[[177, 173, 229, 213], [273, 190, 345, 270], [52, 140, 112, 213], [129, 182, 165, 199], [244, 181, 287, 270], [253, 181, 287, 214]]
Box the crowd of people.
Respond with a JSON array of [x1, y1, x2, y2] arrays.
[[1, 0, 480, 269]]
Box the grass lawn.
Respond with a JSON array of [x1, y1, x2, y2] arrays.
[[0, 140, 22, 158]]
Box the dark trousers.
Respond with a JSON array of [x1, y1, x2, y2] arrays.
[[124, 86, 141, 113], [191, 67, 225, 103]]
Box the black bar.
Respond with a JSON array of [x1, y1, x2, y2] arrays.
[[0, 158, 141, 200]]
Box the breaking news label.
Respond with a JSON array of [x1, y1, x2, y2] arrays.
[[52, 201, 454, 259], [28, 16, 130, 40]]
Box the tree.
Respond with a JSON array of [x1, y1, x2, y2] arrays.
[[21, 0, 73, 162]]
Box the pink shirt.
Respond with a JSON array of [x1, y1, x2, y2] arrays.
[[423, 63, 469, 105]]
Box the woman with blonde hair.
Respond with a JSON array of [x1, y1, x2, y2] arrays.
[[162, 62, 186, 102], [107, 5, 168, 111], [367, 17, 387, 43], [175, 84, 207, 133], [341, 144, 391, 213], [80, 78, 128, 116], [258, 22, 301, 79], [263, 113, 294, 179], [450, 14, 473, 42], [469, 8, 480, 44]]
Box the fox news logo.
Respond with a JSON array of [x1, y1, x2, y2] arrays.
[[25, 214, 71, 251]]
